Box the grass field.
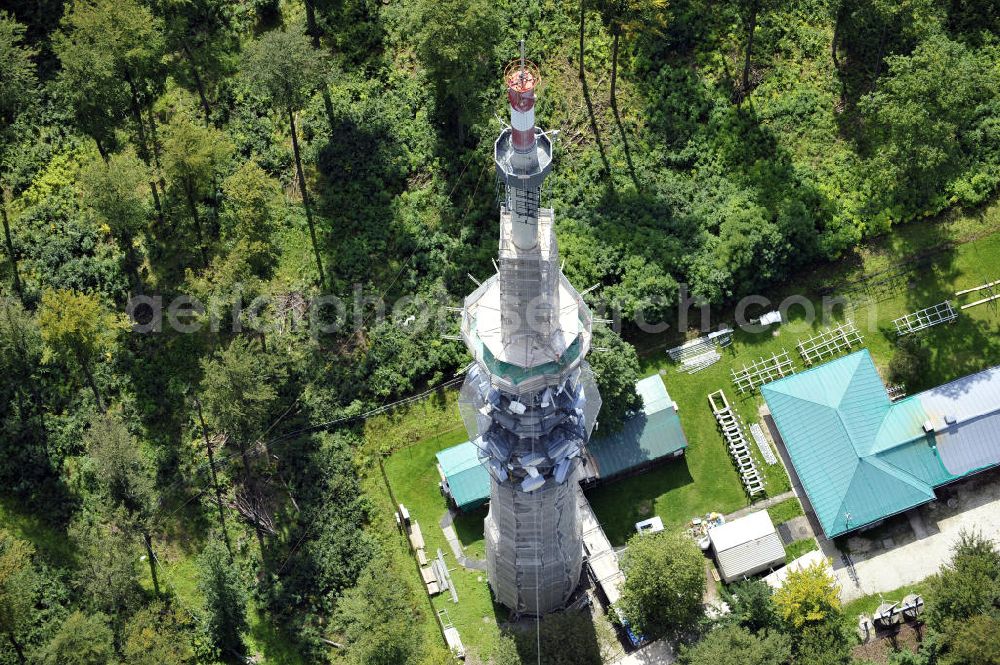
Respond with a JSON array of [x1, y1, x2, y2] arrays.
[[0, 496, 75, 567], [785, 538, 819, 561], [841, 581, 931, 630], [381, 430, 506, 660], [586, 205, 1000, 545], [768, 498, 806, 526]]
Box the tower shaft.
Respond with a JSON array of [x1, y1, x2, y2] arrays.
[[458, 50, 602, 616]]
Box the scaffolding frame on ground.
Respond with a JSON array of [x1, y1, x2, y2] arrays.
[[731, 350, 795, 394], [749, 423, 778, 465], [679, 350, 722, 373], [893, 301, 958, 335], [708, 390, 766, 496], [956, 278, 1000, 297], [797, 320, 864, 364], [957, 278, 1000, 311], [667, 328, 733, 372]]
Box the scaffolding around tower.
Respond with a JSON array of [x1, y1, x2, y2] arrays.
[[456, 46, 602, 616]]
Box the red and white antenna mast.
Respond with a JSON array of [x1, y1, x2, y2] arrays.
[[506, 39, 540, 155]]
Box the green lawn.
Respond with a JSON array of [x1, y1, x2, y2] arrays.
[[841, 581, 931, 631], [785, 537, 819, 562], [0, 496, 75, 567], [586, 208, 1000, 547], [381, 432, 505, 663], [769, 498, 806, 526]]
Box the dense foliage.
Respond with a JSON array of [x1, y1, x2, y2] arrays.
[[2, 0, 1000, 661], [617, 529, 706, 638]]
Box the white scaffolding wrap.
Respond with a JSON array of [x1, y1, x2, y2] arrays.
[[455, 57, 602, 615]]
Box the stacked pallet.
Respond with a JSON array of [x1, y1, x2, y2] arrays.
[[679, 350, 722, 373], [749, 423, 778, 465], [709, 390, 765, 496]]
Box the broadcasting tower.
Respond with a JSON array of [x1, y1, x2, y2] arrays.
[[458, 44, 601, 616]]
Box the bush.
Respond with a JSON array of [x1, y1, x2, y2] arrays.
[[678, 625, 791, 665]]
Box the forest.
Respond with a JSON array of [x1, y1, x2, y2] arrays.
[[1, 0, 1000, 662]]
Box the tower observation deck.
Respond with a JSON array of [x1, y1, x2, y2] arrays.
[[457, 45, 602, 616]]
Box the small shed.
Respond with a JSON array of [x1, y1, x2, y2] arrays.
[[709, 511, 785, 583], [436, 442, 490, 511]]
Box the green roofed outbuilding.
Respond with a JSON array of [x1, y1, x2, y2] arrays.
[[584, 374, 688, 481], [762, 349, 1000, 539], [436, 374, 688, 511], [436, 439, 492, 511]]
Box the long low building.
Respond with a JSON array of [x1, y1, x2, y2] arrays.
[[437, 374, 688, 511], [762, 349, 1000, 539]]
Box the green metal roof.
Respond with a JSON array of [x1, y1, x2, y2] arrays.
[[436, 442, 490, 510], [586, 374, 688, 479], [762, 350, 955, 538]]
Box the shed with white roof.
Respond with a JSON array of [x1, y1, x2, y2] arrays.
[[709, 511, 785, 583]]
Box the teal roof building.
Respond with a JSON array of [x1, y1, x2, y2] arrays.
[[436, 374, 688, 511], [762, 350, 1000, 539], [585, 374, 688, 480], [436, 439, 492, 511]]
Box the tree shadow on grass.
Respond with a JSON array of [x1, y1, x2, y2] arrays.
[[313, 112, 413, 297], [498, 607, 606, 665], [577, 3, 614, 190], [585, 459, 695, 546], [611, 103, 640, 191]]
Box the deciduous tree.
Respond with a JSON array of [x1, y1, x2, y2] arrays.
[[79, 150, 150, 284], [41, 611, 115, 665], [55, 0, 166, 215], [411, 0, 500, 145], [723, 578, 782, 634], [123, 602, 196, 665], [162, 115, 232, 267], [220, 159, 281, 251], [926, 530, 1000, 625], [618, 529, 706, 639], [0, 530, 35, 665], [678, 625, 790, 664], [0, 13, 36, 300], [861, 34, 1000, 214], [37, 289, 125, 411], [773, 561, 841, 630], [588, 326, 642, 432]]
